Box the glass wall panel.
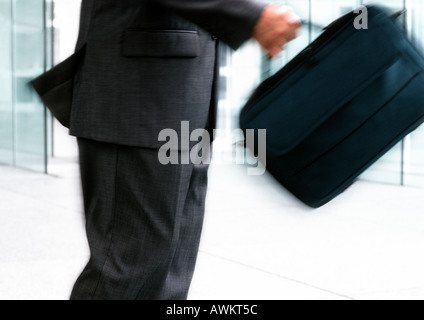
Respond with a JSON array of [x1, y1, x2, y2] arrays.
[[366, 0, 405, 11], [0, 0, 14, 166], [0, 0, 50, 172], [311, 0, 360, 28], [13, 0, 47, 172]]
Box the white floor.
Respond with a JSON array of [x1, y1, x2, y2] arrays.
[[1, 155, 424, 300]]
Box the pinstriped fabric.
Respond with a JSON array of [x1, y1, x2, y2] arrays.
[[71, 138, 209, 300]]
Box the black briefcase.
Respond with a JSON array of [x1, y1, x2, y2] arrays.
[[31, 46, 86, 128], [240, 6, 424, 208]]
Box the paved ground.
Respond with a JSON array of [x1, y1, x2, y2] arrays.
[[1, 155, 424, 300]]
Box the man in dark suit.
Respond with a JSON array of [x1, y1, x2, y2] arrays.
[[70, 0, 301, 300]]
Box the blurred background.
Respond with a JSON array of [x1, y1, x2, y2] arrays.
[[1, 0, 424, 300], [0, 0, 423, 186]]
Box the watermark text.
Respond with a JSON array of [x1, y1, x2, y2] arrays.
[[158, 121, 267, 176]]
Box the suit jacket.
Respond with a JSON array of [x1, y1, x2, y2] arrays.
[[69, 0, 266, 149]]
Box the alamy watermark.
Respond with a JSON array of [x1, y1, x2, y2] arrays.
[[158, 121, 267, 176]]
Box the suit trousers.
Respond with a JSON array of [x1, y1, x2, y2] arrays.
[[70, 138, 209, 300]]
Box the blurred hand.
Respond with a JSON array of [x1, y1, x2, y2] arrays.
[[253, 5, 302, 59]]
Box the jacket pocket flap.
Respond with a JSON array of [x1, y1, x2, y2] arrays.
[[122, 29, 199, 58]]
